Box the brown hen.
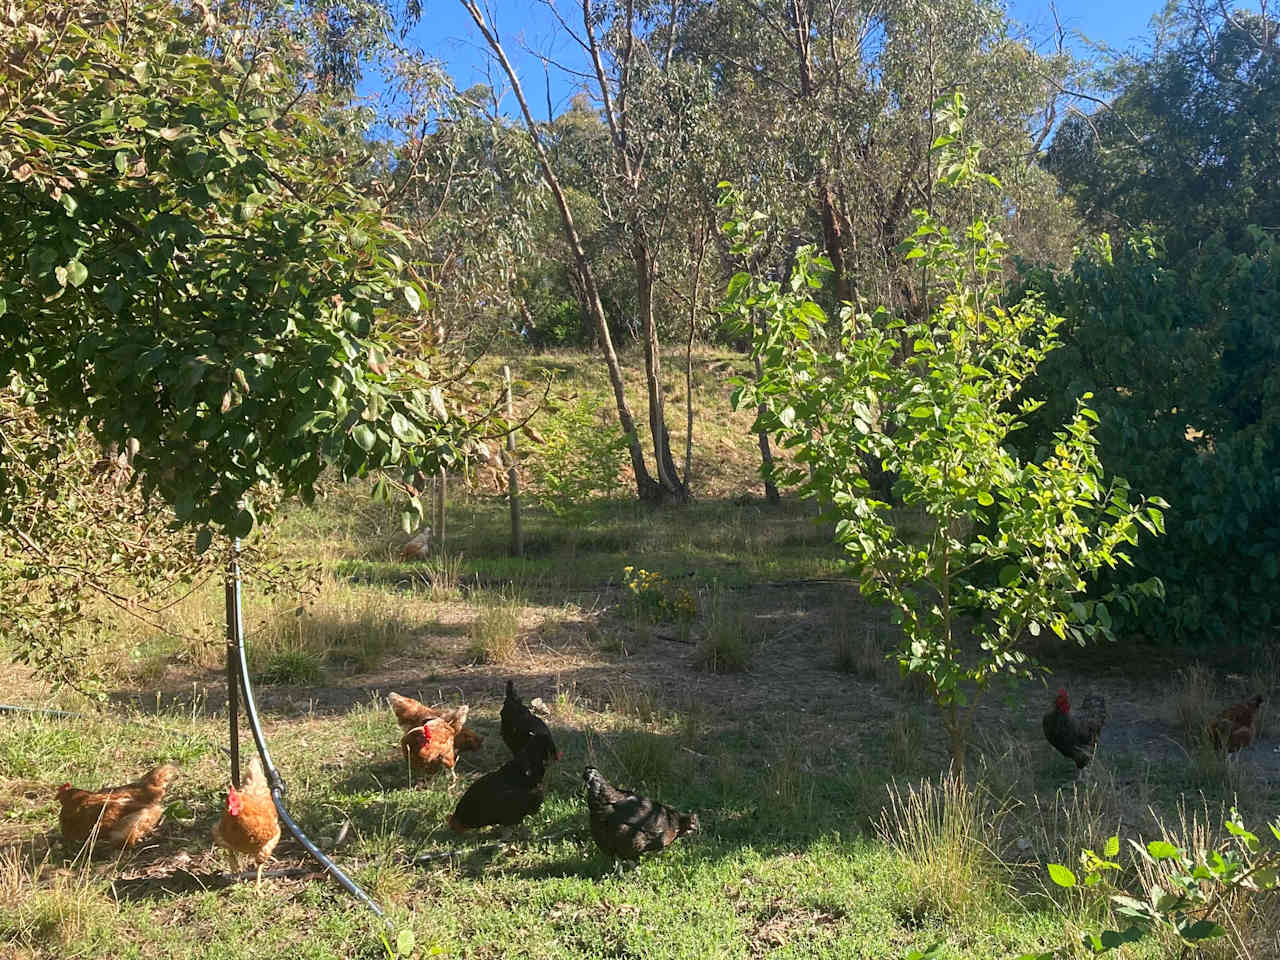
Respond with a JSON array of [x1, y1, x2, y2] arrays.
[[401, 714, 463, 783], [212, 757, 280, 886], [1210, 694, 1264, 753], [388, 692, 484, 753], [57, 764, 179, 854]]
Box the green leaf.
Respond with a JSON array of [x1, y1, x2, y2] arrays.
[[102, 282, 124, 314], [1103, 835, 1120, 858], [229, 506, 255, 539], [65, 260, 88, 287], [390, 411, 414, 442], [1047, 863, 1077, 887], [910, 406, 933, 419], [976, 491, 994, 506], [194, 526, 213, 554], [395, 928, 415, 956], [1179, 919, 1225, 942], [352, 424, 376, 452], [1146, 840, 1178, 860], [998, 564, 1020, 587], [779, 406, 796, 428], [403, 284, 421, 311]]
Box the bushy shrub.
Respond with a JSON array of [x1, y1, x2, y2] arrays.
[[1021, 229, 1280, 649]]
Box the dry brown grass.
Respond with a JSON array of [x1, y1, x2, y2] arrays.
[[467, 590, 525, 665], [1171, 664, 1222, 745]]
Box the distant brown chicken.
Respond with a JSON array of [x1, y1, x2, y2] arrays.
[[212, 756, 281, 886], [1210, 694, 1264, 753], [388, 692, 484, 753], [56, 764, 179, 853], [401, 715, 463, 783]]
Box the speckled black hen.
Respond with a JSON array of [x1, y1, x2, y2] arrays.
[[583, 765, 698, 870]]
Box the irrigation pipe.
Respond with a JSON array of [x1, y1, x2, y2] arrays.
[[224, 539, 390, 927]]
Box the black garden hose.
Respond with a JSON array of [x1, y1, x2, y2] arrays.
[[225, 541, 389, 926]]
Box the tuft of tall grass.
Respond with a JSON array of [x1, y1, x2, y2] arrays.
[[1171, 664, 1221, 745], [613, 730, 676, 789], [887, 710, 925, 775], [1023, 774, 1127, 870], [467, 590, 524, 664], [831, 608, 895, 684], [693, 589, 756, 673], [607, 683, 661, 724], [416, 551, 464, 602], [876, 769, 1006, 922], [0, 848, 115, 952]]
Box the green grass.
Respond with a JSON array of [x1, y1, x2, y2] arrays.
[[3, 350, 1277, 959]]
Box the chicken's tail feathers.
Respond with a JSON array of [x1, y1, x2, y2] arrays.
[[505, 679, 517, 701], [143, 764, 180, 789], [1080, 693, 1108, 731], [242, 756, 267, 789], [452, 704, 470, 730], [583, 765, 610, 805]]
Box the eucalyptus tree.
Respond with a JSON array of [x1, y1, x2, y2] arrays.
[[382, 65, 547, 353], [1044, 0, 1280, 258], [685, 0, 1080, 315], [461, 0, 720, 502]]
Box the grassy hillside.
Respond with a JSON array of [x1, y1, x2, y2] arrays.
[[1, 351, 1277, 959]]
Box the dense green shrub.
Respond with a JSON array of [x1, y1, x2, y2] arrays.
[[1020, 229, 1280, 649]]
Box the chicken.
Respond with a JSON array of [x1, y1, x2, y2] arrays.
[[388, 692, 485, 753], [1210, 694, 1264, 753], [212, 756, 281, 886], [446, 738, 552, 834], [583, 766, 698, 872], [500, 679, 561, 762], [1042, 688, 1107, 770], [401, 716, 461, 783], [56, 764, 179, 853]]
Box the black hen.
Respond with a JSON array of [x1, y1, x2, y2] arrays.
[[1043, 688, 1107, 769], [584, 766, 698, 868], [501, 679, 561, 762], [447, 740, 549, 833]]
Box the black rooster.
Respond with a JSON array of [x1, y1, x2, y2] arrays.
[[501, 679, 561, 762], [447, 738, 552, 833], [584, 766, 698, 873], [1043, 687, 1107, 770]]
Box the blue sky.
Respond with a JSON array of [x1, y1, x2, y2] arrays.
[[384, 0, 1182, 119]]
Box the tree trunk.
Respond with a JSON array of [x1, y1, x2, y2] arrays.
[[946, 704, 967, 777], [787, 0, 851, 305], [754, 340, 780, 505], [633, 231, 688, 502], [460, 0, 660, 502]]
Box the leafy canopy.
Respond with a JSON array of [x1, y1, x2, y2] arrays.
[[722, 95, 1165, 768], [0, 0, 479, 545]]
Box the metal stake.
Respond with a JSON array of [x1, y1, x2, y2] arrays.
[[225, 544, 241, 788]]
